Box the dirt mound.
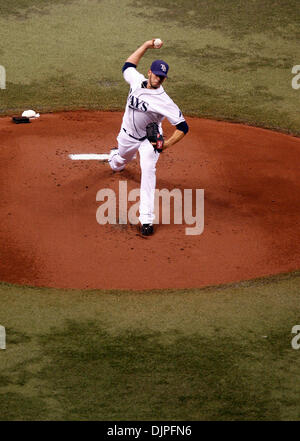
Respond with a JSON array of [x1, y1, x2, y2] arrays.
[[0, 111, 300, 290]]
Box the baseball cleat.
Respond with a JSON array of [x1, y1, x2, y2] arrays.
[[141, 224, 154, 236]]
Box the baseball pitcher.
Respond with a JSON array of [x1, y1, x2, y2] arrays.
[[108, 39, 189, 236]]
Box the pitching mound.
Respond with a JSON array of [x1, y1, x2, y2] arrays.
[[0, 111, 300, 290]]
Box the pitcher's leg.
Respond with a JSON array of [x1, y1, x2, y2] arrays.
[[108, 149, 127, 171], [139, 140, 160, 225], [108, 133, 140, 172]]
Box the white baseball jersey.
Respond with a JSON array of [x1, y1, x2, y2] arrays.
[[121, 67, 186, 139]]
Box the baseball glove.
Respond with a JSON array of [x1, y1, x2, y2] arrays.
[[146, 122, 164, 153], [12, 116, 30, 124]]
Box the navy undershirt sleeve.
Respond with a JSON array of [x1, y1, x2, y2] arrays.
[[176, 121, 189, 134], [122, 62, 137, 73]]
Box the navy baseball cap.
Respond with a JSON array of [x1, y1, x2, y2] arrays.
[[150, 59, 169, 77]]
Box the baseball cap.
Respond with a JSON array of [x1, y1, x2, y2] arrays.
[[150, 59, 169, 77]]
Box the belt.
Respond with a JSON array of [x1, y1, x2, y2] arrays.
[[123, 128, 147, 141]]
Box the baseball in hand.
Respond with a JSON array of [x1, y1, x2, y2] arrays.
[[154, 38, 162, 48]]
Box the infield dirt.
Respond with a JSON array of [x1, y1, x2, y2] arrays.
[[1, 111, 300, 290]]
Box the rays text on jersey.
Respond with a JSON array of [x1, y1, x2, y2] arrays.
[[128, 94, 149, 112]]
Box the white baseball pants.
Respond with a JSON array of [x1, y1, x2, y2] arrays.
[[108, 130, 160, 225]]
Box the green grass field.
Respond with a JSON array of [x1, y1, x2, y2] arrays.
[[1, 273, 300, 420], [0, 0, 299, 133], [1, 0, 300, 421]]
